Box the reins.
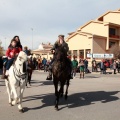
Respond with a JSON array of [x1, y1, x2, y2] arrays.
[[13, 64, 27, 83]]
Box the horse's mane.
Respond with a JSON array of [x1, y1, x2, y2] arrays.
[[55, 46, 67, 61]]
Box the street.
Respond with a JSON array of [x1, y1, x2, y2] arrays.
[[0, 71, 120, 120]]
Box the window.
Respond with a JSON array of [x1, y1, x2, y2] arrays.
[[79, 50, 84, 59], [109, 41, 115, 48], [109, 28, 116, 35]]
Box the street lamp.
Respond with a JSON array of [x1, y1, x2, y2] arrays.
[[31, 28, 33, 50]]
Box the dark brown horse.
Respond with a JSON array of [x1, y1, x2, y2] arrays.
[[52, 46, 70, 110]]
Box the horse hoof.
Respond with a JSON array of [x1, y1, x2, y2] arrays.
[[60, 93, 63, 98], [19, 109, 24, 113], [65, 95, 68, 100], [55, 106, 59, 111], [9, 103, 13, 106]]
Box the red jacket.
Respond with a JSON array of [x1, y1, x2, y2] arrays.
[[6, 46, 22, 58]]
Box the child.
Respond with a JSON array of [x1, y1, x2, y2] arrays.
[[1, 39, 22, 79]]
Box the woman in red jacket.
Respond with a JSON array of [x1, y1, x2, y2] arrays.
[[1, 39, 22, 79]]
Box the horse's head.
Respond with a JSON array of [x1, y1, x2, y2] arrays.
[[17, 51, 28, 64], [55, 46, 67, 61]]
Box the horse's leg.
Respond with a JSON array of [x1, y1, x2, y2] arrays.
[[5, 79, 12, 105], [30, 73, 32, 85], [11, 84, 18, 106], [83, 71, 84, 79], [65, 79, 70, 100], [18, 81, 25, 112], [59, 81, 65, 98], [29, 71, 32, 86], [25, 73, 28, 87], [53, 79, 59, 110]]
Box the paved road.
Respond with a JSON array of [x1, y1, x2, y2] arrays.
[[0, 71, 120, 120]]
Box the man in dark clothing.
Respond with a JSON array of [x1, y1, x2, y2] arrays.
[[46, 35, 72, 80], [23, 46, 30, 56], [84, 59, 88, 73]]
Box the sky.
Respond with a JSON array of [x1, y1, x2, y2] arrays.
[[0, 0, 120, 50]]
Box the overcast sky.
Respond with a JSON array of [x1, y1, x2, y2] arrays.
[[0, 0, 120, 50]]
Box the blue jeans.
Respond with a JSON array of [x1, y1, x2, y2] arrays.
[[6, 58, 14, 70]]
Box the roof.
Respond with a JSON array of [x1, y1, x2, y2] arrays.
[[66, 31, 106, 42], [97, 10, 120, 21], [77, 20, 105, 31]]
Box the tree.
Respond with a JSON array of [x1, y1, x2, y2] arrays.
[[110, 44, 120, 59], [0, 41, 4, 56]]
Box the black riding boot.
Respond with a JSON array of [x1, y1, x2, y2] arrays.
[[66, 58, 73, 79], [46, 65, 52, 80], [1, 67, 6, 79]]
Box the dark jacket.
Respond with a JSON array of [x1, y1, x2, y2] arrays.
[[42, 58, 47, 65], [51, 41, 69, 55]]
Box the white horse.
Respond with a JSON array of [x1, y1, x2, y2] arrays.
[[5, 51, 28, 113]]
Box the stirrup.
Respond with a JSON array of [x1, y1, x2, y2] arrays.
[[46, 76, 52, 80]]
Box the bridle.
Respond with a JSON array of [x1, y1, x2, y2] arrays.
[[13, 63, 27, 83]]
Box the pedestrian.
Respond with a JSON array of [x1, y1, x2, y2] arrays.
[[103, 59, 107, 74], [110, 59, 113, 70], [100, 59, 104, 74], [26, 59, 33, 86], [33, 57, 37, 70], [42, 57, 47, 72], [84, 59, 88, 73], [38, 56, 42, 70], [92, 58, 97, 72], [113, 60, 117, 74], [72, 57, 78, 78], [79, 60, 85, 79], [23, 46, 30, 56], [117, 59, 120, 73]]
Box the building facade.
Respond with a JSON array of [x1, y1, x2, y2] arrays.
[[66, 9, 120, 61], [32, 43, 53, 60]]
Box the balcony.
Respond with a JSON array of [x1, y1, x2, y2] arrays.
[[109, 34, 120, 39]]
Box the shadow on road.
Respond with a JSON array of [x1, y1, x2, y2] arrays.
[[23, 91, 120, 112], [84, 76, 100, 78], [29, 80, 53, 87]]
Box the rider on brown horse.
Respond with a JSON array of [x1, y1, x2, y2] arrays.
[[46, 34, 73, 80]]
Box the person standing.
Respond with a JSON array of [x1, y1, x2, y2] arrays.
[[38, 56, 42, 70], [42, 57, 47, 72], [33, 57, 37, 70], [23, 46, 30, 56], [100, 59, 104, 74], [72, 57, 78, 78], [79, 60, 85, 79], [26, 59, 33, 86], [92, 58, 97, 72], [84, 59, 88, 73], [117, 59, 120, 73], [103, 59, 107, 74], [113, 60, 117, 74]]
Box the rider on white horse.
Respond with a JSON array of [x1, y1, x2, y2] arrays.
[[5, 51, 28, 112], [1, 38, 22, 79]]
